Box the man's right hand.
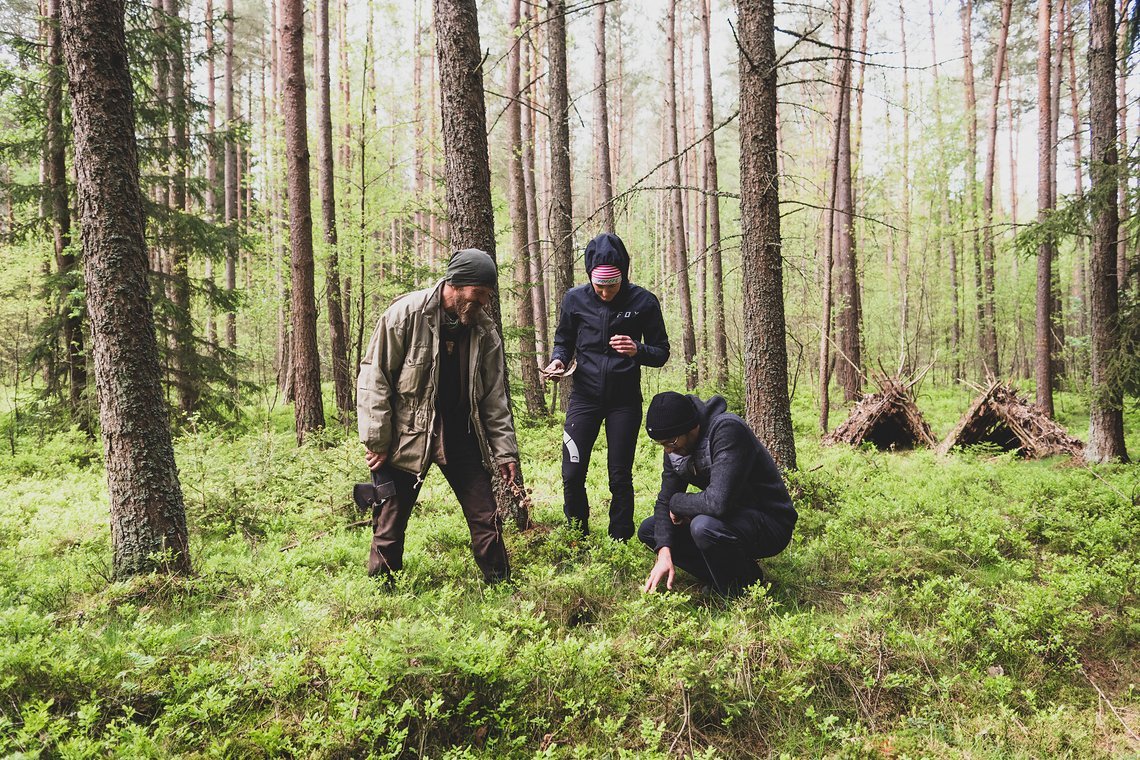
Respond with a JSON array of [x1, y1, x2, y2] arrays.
[[364, 449, 388, 471], [642, 547, 675, 593]]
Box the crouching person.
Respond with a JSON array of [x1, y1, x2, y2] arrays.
[[640, 392, 797, 596]]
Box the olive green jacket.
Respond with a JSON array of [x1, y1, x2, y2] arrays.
[[356, 280, 519, 477]]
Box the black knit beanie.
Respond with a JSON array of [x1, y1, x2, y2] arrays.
[[645, 392, 699, 440], [446, 248, 498, 288]]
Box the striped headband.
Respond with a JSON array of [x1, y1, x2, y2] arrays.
[[591, 264, 622, 286]]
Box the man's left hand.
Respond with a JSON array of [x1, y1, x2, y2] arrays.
[[499, 461, 520, 484]]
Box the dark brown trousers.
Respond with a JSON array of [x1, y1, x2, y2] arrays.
[[369, 459, 509, 583]]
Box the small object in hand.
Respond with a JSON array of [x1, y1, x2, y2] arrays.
[[540, 358, 576, 382]]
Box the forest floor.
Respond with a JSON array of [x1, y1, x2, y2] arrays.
[[0, 385, 1137, 758]]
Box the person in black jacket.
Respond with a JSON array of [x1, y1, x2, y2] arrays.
[[639, 392, 797, 596], [543, 232, 670, 540]]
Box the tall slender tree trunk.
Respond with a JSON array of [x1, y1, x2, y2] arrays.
[[594, 1, 614, 233], [1065, 0, 1088, 339], [204, 0, 217, 350], [508, 0, 545, 415], [223, 0, 237, 350], [163, 0, 195, 414], [522, 3, 548, 358], [701, 0, 727, 389], [818, 0, 853, 431], [738, 0, 795, 470], [548, 0, 574, 404], [961, 0, 983, 379], [833, 0, 860, 402], [46, 0, 86, 415], [979, 0, 1012, 378], [1117, 0, 1130, 292], [666, 0, 698, 389], [1035, 0, 1056, 415], [897, 0, 911, 371], [1049, 7, 1065, 383], [316, 0, 352, 427], [1086, 0, 1129, 463], [929, 0, 960, 380], [60, 0, 191, 577], [281, 0, 326, 441]]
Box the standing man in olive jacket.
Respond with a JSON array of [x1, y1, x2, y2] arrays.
[[357, 249, 519, 583], [543, 232, 669, 540], [640, 392, 797, 596]]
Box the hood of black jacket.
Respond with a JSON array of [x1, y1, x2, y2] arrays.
[[691, 394, 728, 434], [584, 232, 631, 287]]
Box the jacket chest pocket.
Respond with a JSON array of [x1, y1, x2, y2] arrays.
[[396, 345, 430, 395]]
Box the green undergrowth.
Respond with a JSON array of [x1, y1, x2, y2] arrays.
[[0, 387, 1137, 757]]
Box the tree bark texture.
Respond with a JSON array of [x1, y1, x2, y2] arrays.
[[508, 0, 545, 416], [594, 1, 614, 233], [223, 0, 237, 350], [738, 0, 795, 470], [979, 0, 1012, 378], [960, 0, 983, 380], [46, 0, 86, 414], [280, 0, 326, 441], [316, 0, 353, 427], [59, 0, 191, 577], [666, 0, 698, 390], [521, 7, 548, 358], [1035, 0, 1055, 416], [547, 0, 574, 404], [833, 0, 860, 402], [701, 0, 727, 389], [1086, 0, 1129, 463]]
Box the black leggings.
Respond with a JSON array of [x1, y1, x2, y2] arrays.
[[562, 393, 642, 540]]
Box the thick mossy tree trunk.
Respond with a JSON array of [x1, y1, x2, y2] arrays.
[[1086, 0, 1129, 463], [281, 0, 326, 442], [59, 0, 191, 578], [737, 0, 796, 471]]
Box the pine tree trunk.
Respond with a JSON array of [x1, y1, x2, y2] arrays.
[[521, 5, 548, 358], [548, 0, 574, 404], [281, 0, 326, 441], [979, 0, 1012, 378], [316, 0, 352, 427], [60, 0, 191, 577], [897, 0, 911, 371], [666, 0, 697, 390], [46, 0, 86, 415], [1086, 0, 1129, 463], [223, 0, 237, 350], [594, 1, 614, 233], [1065, 0, 1088, 340], [701, 0, 727, 389], [738, 0, 795, 470], [960, 0, 983, 380], [508, 0, 545, 416], [833, 0, 860, 402], [1035, 0, 1055, 415], [163, 0, 195, 415], [204, 0, 217, 350]]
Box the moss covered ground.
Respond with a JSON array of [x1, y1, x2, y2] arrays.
[[0, 386, 1137, 757]]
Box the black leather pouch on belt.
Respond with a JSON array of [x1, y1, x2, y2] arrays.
[[353, 469, 397, 511]]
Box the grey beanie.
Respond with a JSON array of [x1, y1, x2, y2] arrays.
[[446, 248, 498, 288]]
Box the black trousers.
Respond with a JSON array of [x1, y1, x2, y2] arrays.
[[638, 511, 788, 595], [562, 393, 642, 540], [370, 458, 509, 583]]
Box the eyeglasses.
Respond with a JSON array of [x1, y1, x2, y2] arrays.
[[655, 435, 683, 449]]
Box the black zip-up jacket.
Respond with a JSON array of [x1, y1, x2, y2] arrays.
[[652, 395, 798, 551], [551, 233, 669, 403]]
